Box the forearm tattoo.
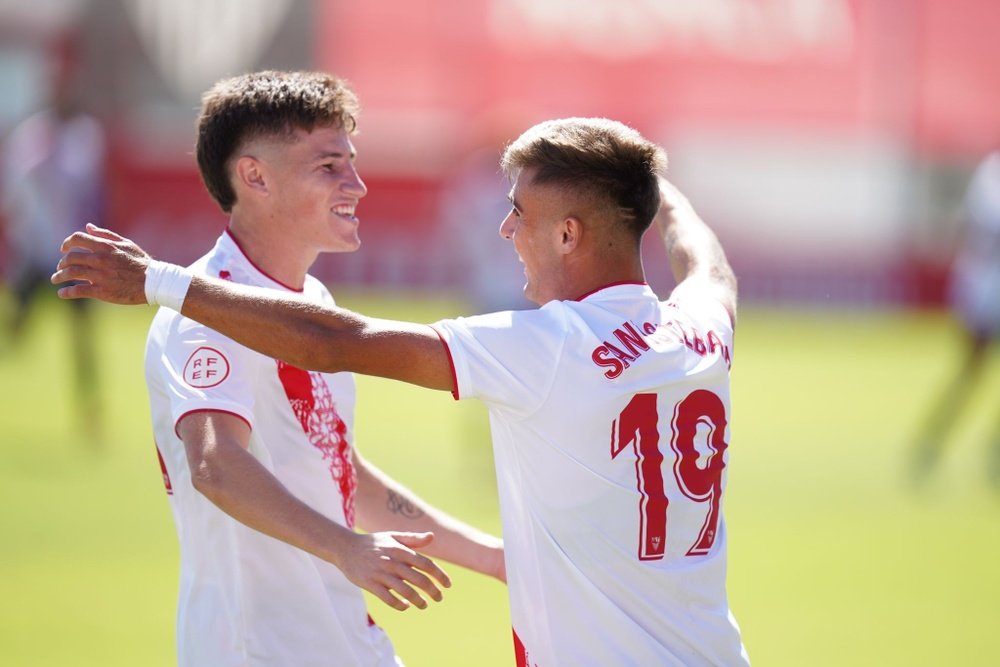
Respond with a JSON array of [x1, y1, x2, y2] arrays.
[[387, 489, 425, 519]]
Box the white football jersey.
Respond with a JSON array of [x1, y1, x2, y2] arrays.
[[433, 282, 749, 666], [145, 231, 399, 667]]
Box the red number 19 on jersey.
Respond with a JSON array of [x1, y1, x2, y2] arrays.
[[611, 390, 728, 560]]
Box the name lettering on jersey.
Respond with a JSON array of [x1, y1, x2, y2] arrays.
[[182, 346, 231, 388], [591, 319, 731, 379]]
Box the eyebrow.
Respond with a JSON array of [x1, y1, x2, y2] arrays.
[[316, 150, 356, 162]]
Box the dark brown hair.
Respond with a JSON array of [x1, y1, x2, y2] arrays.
[[195, 70, 360, 212], [501, 118, 667, 239]]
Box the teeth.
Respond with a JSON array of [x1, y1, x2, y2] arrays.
[[333, 205, 356, 217]]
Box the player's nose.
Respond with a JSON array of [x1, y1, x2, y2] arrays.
[[499, 211, 515, 240], [343, 164, 367, 198]]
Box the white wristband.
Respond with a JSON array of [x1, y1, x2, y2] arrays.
[[144, 260, 194, 311]]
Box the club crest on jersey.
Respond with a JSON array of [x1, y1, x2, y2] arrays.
[[183, 346, 231, 388]]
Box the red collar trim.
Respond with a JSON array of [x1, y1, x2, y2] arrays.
[[224, 228, 304, 293]]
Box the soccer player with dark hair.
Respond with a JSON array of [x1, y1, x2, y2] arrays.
[[62, 70, 505, 666]]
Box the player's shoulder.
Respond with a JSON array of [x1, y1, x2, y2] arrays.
[[498, 303, 573, 337], [437, 306, 571, 357], [302, 273, 334, 304], [666, 283, 735, 333], [148, 305, 216, 343]]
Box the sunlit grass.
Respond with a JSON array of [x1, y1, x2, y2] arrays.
[[1, 293, 998, 666]]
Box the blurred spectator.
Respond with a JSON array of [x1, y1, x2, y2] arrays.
[[0, 62, 107, 445], [912, 149, 1000, 484]]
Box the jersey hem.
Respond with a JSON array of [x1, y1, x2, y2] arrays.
[[174, 407, 253, 437], [429, 324, 460, 400]]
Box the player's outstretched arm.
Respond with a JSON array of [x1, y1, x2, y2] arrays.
[[52, 224, 455, 391], [179, 411, 451, 611], [654, 179, 738, 324], [354, 452, 506, 584]]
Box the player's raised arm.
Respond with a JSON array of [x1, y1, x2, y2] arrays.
[[52, 224, 455, 391], [655, 178, 738, 324]]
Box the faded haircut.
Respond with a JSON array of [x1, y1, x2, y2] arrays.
[[501, 118, 667, 239], [196, 70, 360, 212]]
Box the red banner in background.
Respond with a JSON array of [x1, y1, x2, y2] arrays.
[[319, 0, 1000, 162]]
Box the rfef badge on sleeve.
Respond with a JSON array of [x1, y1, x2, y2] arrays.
[[183, 346, 231, 388]]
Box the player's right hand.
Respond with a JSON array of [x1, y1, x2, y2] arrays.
[[338, 531, 452, 611], [51, 223, 151, 305]]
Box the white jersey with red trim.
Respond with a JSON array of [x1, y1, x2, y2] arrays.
[[433, 283, 749, 667], [144, 231, 400, 667]]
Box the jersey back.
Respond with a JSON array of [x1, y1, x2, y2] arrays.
[[434, 283, 748, 667]]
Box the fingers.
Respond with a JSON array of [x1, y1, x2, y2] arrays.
[[392, 531, 434, 549], [59, 225, 132, 253], [85, 222, 126, 241], [51, 263, 99, 287], [354, 532, 452, 613], [54, 248, 99, 274], [51, 249, 106, 286], [55, 282, 96, 300], [60, 230, 112, 254], [397, 562, 443, 605], [370, 584, 412, 612], [50, 237, 150, 305], [381, 550, 450, 611], [387, 574, 433, 610], [367, 569, 437, 612], [392, 533, 452, 591]]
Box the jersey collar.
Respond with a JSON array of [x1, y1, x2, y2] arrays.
[[222, 228, 305, 293], [573, 281, 648, 302]]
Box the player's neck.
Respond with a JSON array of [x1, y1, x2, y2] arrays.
[[558, 251, 645, 301], [226, 217, 313, 291]]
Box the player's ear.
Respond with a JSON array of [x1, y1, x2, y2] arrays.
[[233, 155, 269, 197], [557, 216, 582, 255]]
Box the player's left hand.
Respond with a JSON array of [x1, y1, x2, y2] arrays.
[[51, 223, 151, 305]]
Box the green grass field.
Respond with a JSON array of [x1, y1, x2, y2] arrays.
[[1, 291, 999, 666]]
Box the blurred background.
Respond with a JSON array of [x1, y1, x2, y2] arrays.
[[1, 1, 999, 666], [1, 0, 997, 298]]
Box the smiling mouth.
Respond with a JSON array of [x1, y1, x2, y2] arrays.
[[332, 204, 357, 219]]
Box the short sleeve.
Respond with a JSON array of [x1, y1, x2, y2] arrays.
[[153, 316, 262, 434], [431, 307, 569, 418], [667, 283, 735, 336]]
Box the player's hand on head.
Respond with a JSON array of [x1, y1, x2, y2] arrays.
[[339, 531, 452, 612], [51, 223, 151, 305]]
